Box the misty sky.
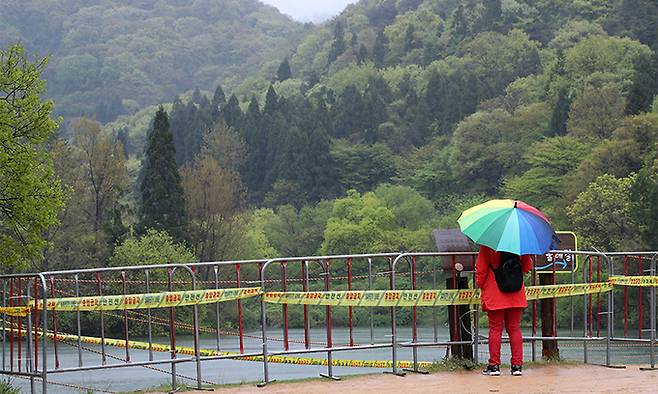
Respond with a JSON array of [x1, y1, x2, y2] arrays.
[[261, 0, 357, 23]]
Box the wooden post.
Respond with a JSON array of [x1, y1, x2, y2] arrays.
[[540, 273, 559, 359]]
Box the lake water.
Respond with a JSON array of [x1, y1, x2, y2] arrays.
[[7, 326, 654, 393]]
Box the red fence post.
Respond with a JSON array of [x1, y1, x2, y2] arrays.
[[33, 280, 39, 370], [121, 271, 130, 362], [9, 279, 13, 372], [49, 277, 59, 369], [17, 278, 21, 372], [411, 256, 418, 347], [596, 256, 601, 337], [347, 257, 354, 347], [639, 256, 643, 339], [624, 256, 629, 337], [301, 261, 310, 349], [236, 263, 244, 354], [282, 261, 289, 351], [325, 258, 332, 349]]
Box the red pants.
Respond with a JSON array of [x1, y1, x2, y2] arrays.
[[488, 307, 524, 366]]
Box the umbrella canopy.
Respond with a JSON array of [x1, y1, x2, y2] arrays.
[[458, 199, 558, 255]]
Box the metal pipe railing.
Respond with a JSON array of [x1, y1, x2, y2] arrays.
[[1, 250, 657, 393]]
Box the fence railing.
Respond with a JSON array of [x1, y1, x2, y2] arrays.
[[0, 250, 656, 393]]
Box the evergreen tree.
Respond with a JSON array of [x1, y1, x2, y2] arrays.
[[332, 85, 364, 138], [189, 94, 214, 161], [221, 94, 243, 129], [479, 0, 502, 32], [362, 77, 390, 143], [373, 30, 388, 68], [403, 24, 416, 52], [242, 95, 263, 196], [626, 52, 658, 114], [117, 127, 130, 158], [328, 19, 347, 62], [306, 124, 339, 201], [191, 88, 203, 104], [169, 98, 189, 165], [264, 85, 279, 114], [357, 43, 369, 64], [139, 107, 187, 241], [549, 87, 572, 136], [451, 4, 468, 41], [212, 85, 226, 119], [276, 58, 292, 82]]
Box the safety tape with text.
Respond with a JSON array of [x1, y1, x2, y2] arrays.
[[263, 282, 614, 307], [0, 287, 261, 316], [609, 276, 658, 287]]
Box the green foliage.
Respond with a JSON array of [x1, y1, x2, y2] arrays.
[[331, 141, 397, 192], [562, 35, 654, 94], [567, 174, 641, 251], [502, 136, 593, 227], [631, 159, 658, 249], [109, 229, 195, 267], [139, 107, 186, 241], [567, 85, 626, 139], [263, 202, 333, 257], [0, 44, 65, 270], [320, 188, 435, 255], [0, 379, 20, 394]]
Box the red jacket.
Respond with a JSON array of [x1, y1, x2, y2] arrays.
[[475, 245, 532, 311]]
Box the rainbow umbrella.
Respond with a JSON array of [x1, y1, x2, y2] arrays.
[[458, 199, 558, 255]]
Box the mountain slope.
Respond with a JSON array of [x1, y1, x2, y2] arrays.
[[0, 0, 307, 122]]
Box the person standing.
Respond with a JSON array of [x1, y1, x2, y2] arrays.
[[476, 244, 532, 376]]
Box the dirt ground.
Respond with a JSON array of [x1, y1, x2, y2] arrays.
[[177, 364, 658, 394]]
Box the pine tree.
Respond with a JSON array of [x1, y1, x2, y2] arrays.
[[451, 4, 468, 41], [357, 43, 368, 64], [169, 98, 188, 165], [276, 58, 292, 82], [626, 52, 658, 114], [549, 87, 571, 136], [373, 30, 388, 68], [264, 85, 279, 114], [306, 124, 339, 201], [212, 85, 226, 120], [328, 20, 347, 62], [221, 94, 243, 129], [139, 107, 187, 241], [479, 0, 502, 32], [242, 95, 263, 195]]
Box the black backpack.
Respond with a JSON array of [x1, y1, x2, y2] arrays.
[[491, 251, 523, 293]]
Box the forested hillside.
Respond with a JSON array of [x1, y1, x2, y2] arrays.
[[0, 0, 307, 124]]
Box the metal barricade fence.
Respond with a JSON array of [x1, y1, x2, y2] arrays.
[[605, 252, 658, 369], [390, 252, 478, 375], [1, 250, 657, 393], [259, 253, 403, 385], [0, 264, 204, 393], [0, 273, 47, 393]]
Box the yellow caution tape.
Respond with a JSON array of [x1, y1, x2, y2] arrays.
[[0, 306, 31, 317], [264, 282, 613, 307], [609, 276, 658, 287], [525, 282, 614, 300], [0, 287, 261, 316], [3, 327, 432, 370]]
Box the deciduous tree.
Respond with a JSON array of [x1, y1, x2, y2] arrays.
[[0, 44, 65, 269]]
